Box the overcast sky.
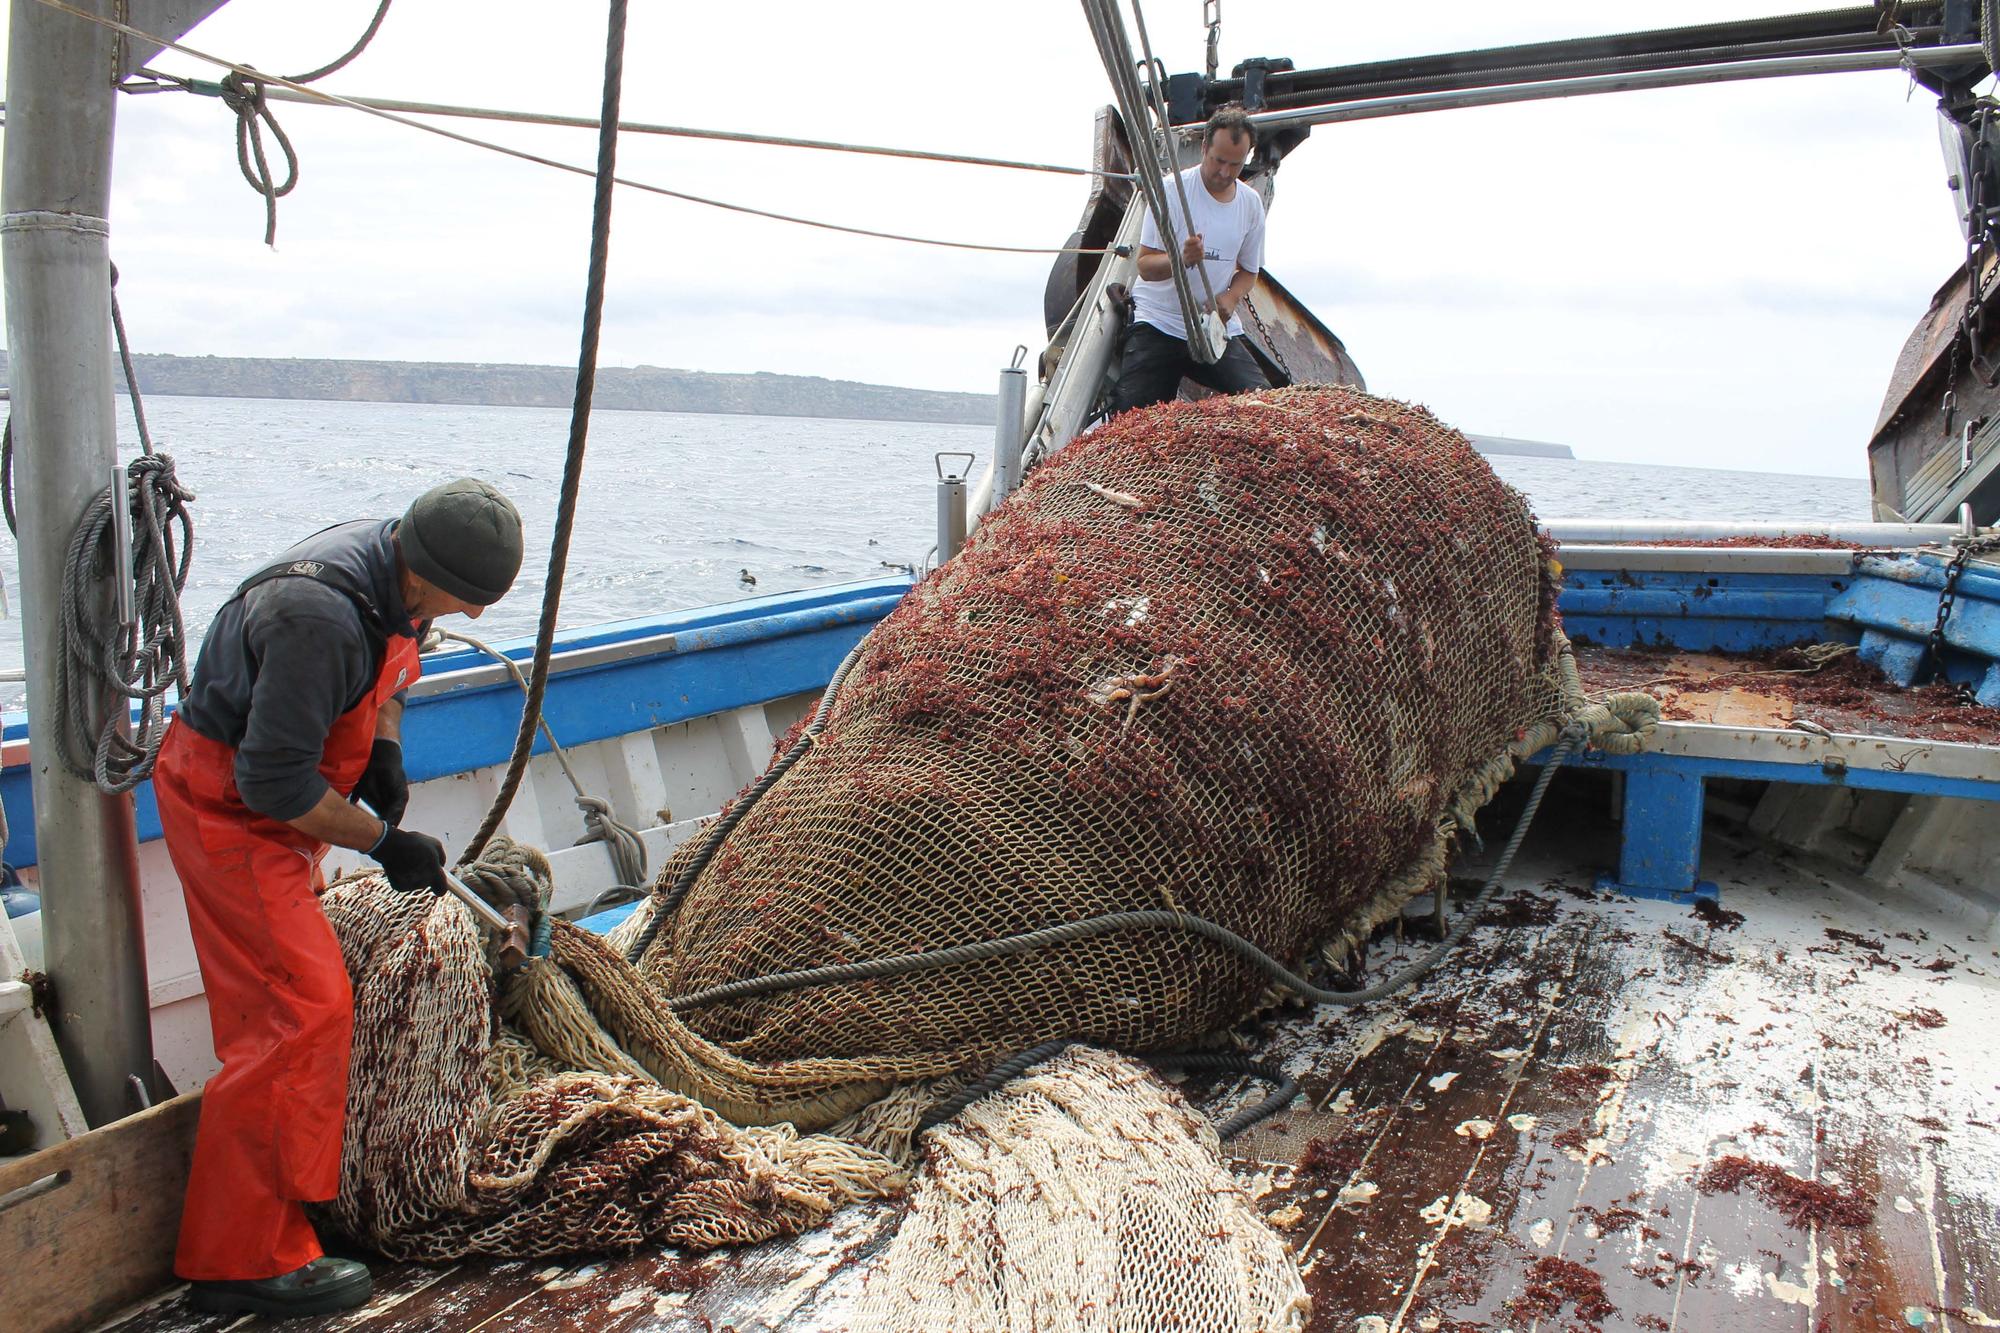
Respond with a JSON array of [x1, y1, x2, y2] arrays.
[[0, 1, 1981, 477]]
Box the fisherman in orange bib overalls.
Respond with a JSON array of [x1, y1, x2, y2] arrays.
[[153, 478, 523, 1318]]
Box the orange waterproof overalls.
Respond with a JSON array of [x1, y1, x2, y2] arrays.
[[154, 591, 420, 1281]]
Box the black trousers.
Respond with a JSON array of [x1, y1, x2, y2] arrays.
[[1110, 321, 1272, 415]]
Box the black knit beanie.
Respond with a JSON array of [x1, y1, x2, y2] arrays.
[[399, 478, 523, 606]]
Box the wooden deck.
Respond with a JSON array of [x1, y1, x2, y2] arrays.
[[94, 803, 2000, 1333], [1571, 643, 2000, 747]]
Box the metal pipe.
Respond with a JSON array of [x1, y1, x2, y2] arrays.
[[1540, 519, 1966, 546], [993, 350, 1028, 504], [1, 0, 155, 1126], [935, 452, 973, 565], [1238, 45, 1985, 134]]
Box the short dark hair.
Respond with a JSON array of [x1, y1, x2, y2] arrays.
[[1204, 104, 1256, 149]]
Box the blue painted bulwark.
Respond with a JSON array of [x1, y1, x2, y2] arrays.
[[0, 577, 914, 868], [1555, 565, 1850, 653], [1829, 551, 2000, 692]]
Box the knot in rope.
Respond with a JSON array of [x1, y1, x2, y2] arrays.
[[455, 836, 548, 917], [218, 69, 299, 247], [1574, 691, 1661, 757], [575, 794, 647, 890]]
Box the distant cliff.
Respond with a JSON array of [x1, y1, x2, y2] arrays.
[[0, 351, 997, 426]]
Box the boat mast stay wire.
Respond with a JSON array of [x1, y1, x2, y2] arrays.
[[139, 77, 1134, 183], [1080, 0, 1215, 359], [24, 0, 1109, 257], [1129, 0, 1220, 317]]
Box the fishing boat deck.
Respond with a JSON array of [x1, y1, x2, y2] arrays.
[[1572, 643, 2000, 747], [93, 795, 2000, 1333]]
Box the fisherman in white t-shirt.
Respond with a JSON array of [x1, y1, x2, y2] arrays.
[[1111, 104, 1273, 414]]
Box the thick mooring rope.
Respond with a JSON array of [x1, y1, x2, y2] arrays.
[[459, 0, 628, 866]]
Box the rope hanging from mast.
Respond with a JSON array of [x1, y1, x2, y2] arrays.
[[459, 0, 630, 866], [31, 264, 199, 794]]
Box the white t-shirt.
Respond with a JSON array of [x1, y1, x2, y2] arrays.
[[1132, 166, 1266, 340]]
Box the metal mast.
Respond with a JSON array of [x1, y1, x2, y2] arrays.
[[2, 0, 156, 1125]]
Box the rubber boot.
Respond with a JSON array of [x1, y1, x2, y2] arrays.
[[188, 1256, 372, 1318]]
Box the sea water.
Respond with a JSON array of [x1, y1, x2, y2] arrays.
[[0, 395, 1871, 704]]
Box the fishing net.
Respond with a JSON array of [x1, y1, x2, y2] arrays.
[[321, 386, 1612, 1309], [622, 383, 1579, 1127], [856, 1044, 1309, 1332]]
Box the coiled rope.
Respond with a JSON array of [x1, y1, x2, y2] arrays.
[[458, 0, 628, 867], [215, 0, 393, 245], [664, 724, 1589, 1013], [435, 627, 647, 893], [8, 263, 199, 793]]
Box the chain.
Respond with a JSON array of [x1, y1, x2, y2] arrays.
[[1945, 102, 1998, 433], [1204, 0, 1222, 83], [1924, 534, 2000, 688], [1241, 292, 1292, 384]]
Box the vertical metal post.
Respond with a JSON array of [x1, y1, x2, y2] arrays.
[[2, 0, 156, 1126], [993, 347, 1028, 504], [935, 452, 973, 565]]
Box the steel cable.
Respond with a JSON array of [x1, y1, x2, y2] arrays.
[[916, 1040, 1298, 1140], [667, 727, 1587, 1012], [1080, 0, 1214, 356], [66, 0, 1111, 258], [459, 0, 628, 867]]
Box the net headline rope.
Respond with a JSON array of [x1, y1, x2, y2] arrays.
[[459, 0, 628, 866]]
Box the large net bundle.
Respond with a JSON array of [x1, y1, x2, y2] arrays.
[[319, 843, 900, 1261], [856, 1045, 1308, 1332], [625, 384, 1575, 1127], [319, 385, 1593, 1305]]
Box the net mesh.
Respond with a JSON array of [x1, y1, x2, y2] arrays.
[[321, 385, 1584, 1292], [630, 384, 1572, 1125]]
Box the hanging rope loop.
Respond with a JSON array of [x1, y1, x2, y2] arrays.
[[210, 0, 395, 245], [218, 69, 299, 246], [459, 0, 631, 865]]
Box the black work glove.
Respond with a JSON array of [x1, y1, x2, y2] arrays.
[[369, 824, 448, 896], [350, 738, 409, 828]]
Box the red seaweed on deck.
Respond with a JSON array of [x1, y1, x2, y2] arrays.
[[1696, 1155, 1875, 1228], [1505, 1257, 1617, 1330]]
